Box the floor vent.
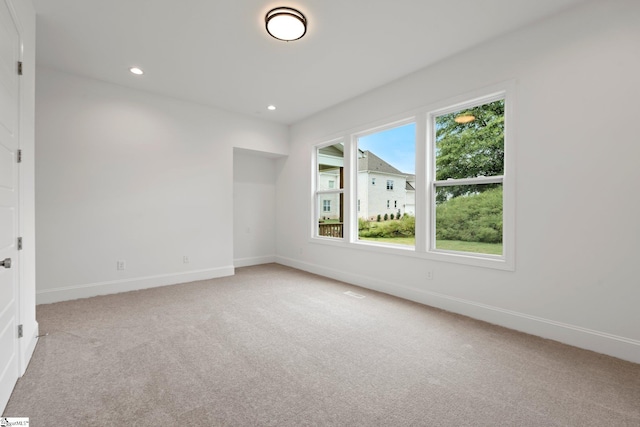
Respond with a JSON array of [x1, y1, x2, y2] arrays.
[[344, 291, 366, 299]]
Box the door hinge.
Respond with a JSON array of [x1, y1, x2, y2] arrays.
[[17, 237, 22, 250], [18, 325, 23, 338], [17, 61, 23, 76], [17, 149, 22, 163]]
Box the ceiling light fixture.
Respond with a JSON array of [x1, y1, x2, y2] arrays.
[[454, 114, 475, 124], [265, 7, 307, 41], [129, 67, 144, 75], [267, 105, 276, 111]]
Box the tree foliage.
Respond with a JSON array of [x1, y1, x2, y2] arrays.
[[435, 99, 504, 202]]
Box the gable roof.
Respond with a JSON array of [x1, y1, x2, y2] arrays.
[[358, 151, 405, 175]]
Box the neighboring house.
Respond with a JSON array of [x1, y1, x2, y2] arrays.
[[317, 144, 344, 221], [317, 147, 414, 222], [404, 174, 416, 216], [358, 151, 414, 220]]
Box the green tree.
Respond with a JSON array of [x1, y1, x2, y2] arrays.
[[435, 99, 504, 202]]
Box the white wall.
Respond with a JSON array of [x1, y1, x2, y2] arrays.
[[277, 0, 640, 363], [233, 149, 281, 267], [36, 68, 288, 303]]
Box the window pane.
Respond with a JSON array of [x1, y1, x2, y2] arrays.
[[434, 184, 503, 255], [435, 99, 504, 180], [317, 143, 344, 190], [317, 195, 343, 238], [357, 123, 415, 247]]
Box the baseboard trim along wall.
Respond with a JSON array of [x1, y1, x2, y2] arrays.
[[276, 256, 640, 364], [36, 266, 235, 305], [20, 323, 38, 376], [234, 255, 277, 268]]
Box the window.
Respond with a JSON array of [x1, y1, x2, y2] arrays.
[[356, 121, 416, 247], [312, 85, 513, 269], [429, 95, 506, 257], [315, 141, 344, 238]]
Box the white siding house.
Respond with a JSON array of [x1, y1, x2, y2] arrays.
[[358, 151, 413, 220]]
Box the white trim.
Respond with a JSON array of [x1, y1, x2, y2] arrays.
[[36, 266, 235, 305], [434, 175, 503, 187], [234, 255, 276, 268], [275, 256, 640, 364], [20, 326, 37, 376], [310, 82, 515, 271]]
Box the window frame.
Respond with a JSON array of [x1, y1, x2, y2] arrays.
[[425, 89, 513, 269], [310, 83, 515, 270], [313, 139, 346, 240]]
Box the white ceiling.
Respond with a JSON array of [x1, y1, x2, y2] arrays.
[[33, 0, 589, 125]]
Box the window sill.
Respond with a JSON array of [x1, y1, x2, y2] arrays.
[[309, 236, 514, 271]]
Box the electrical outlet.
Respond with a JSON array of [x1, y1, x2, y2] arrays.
[[183, 256, 190, 264], [117, 260, 126, 270], [426, 270, 433, 280]]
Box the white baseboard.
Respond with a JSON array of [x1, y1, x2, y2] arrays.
[[276, 256, 640, 364], [36, 266, 235, 305], [234, 255, 276, 268], [20, 321, 38, 376]]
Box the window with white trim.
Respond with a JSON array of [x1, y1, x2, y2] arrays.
[[356, 121, 416, 247], [429, 96, 505, 256], [315, 141, 344, 238], [311, 85, 513, 269]]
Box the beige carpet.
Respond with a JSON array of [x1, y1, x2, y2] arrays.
[[4, 264, 639, 426]]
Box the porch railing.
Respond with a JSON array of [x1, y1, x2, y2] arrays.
[[318, 222, 343, 238]]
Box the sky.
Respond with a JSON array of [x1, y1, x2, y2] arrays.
[[358, 122, 416, 174]]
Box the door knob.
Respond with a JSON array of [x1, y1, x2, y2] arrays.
[[0, 258, 11, 269]]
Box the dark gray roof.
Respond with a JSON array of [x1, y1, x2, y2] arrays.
[[358, 151, 404, 175], [406, 181, 415, 191]]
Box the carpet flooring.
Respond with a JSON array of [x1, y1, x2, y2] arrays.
[[4, 264, 640, 426]]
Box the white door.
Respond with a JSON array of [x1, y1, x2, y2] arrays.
[[0, 0, 21, 411]]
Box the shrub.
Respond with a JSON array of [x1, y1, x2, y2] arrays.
[[358, 218, 370, 231], [384, 213, 389, 221], [376, 214, 381, 222], [358, 215, 415, 239], [390, 213, 395, 220], [435, 187, 502, 243]]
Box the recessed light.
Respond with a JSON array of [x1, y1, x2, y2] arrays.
[[129, 67, 144, 75], [267, 105, 276, 111]]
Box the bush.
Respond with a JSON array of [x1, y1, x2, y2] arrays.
[[376, 214, 381, 222], [358, 218, 370, 231], [390, 213, 395, 220], [384, 213, 389, 221], [435, 187, 502, 243], [358, 215, 415, 239]]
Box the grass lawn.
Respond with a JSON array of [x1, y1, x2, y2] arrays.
[[358, 235, 502, 255]]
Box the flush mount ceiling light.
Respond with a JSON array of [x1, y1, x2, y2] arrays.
[[454, 114, 475, 124], [267, 105, 277, 111], [265, 7, 307, 41], [129, 67, 144, 75]]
